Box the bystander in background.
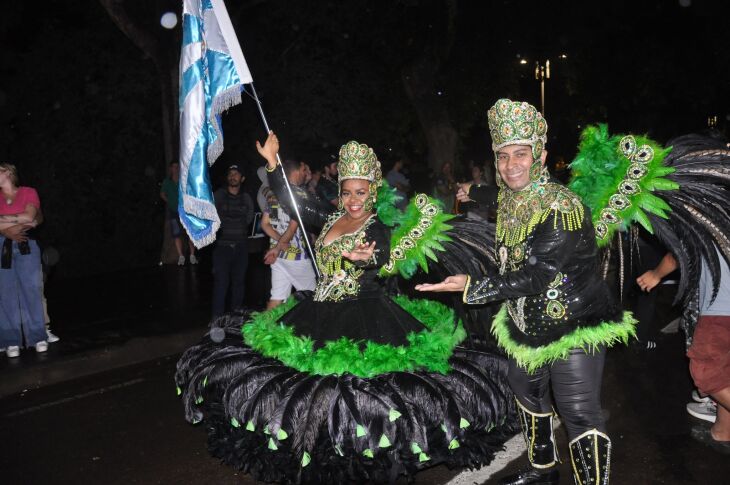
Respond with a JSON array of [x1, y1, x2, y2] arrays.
[[212, 165, 255, 317], [386, 158, 411, 210], [0, 162, 47, 358], [260, 184, 316, 310], [160, 161, 198, 266]]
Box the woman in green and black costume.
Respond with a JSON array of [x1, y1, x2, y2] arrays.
[[418, 99, 637, 485], [175, 132, 516, 483]]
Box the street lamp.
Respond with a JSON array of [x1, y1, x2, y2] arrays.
[[535, 60, 550, 116]]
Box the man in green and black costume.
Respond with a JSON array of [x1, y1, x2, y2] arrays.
[[417, 99, 636, 485]]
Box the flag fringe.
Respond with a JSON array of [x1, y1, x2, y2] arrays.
[[207, 85, 243, 165], [181, 195, 221, 248]]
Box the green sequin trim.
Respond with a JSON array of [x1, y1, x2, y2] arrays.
[[491, 305, 637, 373], [312, 213, 374, 302], [242, 295, 465, 377]]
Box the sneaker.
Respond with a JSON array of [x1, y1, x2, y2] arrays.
[[46, 327, 60, 343], [692, 390, 711, 403], [7, 346, 20, 358], [177, 255, 185, 266], [645, 340, 657, 350], [35, 341, 48, 353], [190, 254, 199, 265], [687, 401, 717, 423]]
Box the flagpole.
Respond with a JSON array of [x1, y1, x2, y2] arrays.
[[247, 83, 321, 279]]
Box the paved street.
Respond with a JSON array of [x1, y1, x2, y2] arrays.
[[1, 262, 728, 484]]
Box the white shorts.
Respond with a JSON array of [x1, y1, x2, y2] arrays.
[[270, 258, 317, 301]]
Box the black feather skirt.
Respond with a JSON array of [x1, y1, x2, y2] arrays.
[[175, 304, 517, 484]]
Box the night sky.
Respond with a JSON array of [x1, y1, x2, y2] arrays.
[[1, 0, 728, 277]]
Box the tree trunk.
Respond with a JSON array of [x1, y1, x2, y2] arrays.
[[98, 0, 178, 170], [399, 0, 458, 172], [401, 52, 458, 172]]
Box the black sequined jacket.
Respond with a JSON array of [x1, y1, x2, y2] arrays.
[[463, 187, 621, 348]]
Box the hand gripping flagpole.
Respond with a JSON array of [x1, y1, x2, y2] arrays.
[[246, 83, 321, 278]]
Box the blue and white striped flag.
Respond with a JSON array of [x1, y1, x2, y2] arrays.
[[178, 0, 252, 247]]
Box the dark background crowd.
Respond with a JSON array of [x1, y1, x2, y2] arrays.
[[1, 0, 729, 281]]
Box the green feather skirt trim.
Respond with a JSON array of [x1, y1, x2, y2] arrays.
[[242, 295, 466, 378], [491, 305, 637, 373]]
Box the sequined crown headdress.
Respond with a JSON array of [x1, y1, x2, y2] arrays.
[[488, 99, 548, 159], [337, 141, 382, 185]]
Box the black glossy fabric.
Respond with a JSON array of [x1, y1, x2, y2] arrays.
[[507, 348, 606, 440], [282, 220, 428, 348], [282, 294, 428, 349], [267, 166, 335, 231], [467, 184, 499, 211], [466, 200, 621, 347]]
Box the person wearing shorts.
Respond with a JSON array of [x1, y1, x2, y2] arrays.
[[261, 193, 316, 310], [687, 250, 730, 452], [160, 161, 198, 266]]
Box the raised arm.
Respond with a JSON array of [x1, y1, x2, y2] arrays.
[[256, 131, 334, 230]]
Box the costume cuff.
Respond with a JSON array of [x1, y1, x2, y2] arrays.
[[463, 275, 499, 305], [265, 163, 278, 173], [462, 275, 472, 303]]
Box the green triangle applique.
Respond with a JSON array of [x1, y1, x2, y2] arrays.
[[264, 425, 271, 435], [301, 451, 311, 467], [277, 428, 288, 440], [268, 438, 278, 451], [176, 386, 181, 396], [378, 434, 391, 448], [459, 418, 470, 429], [418, 452, 430, 462], [356, 424, 367, 437], [202, 376, 208, 387], [388, 409, 402, 422], [230, 417, 240, 428], [410, 442, 422, 454], [448, 438, 460, 450], [195, 396, 203, 404], [245, 420, 255, 432]]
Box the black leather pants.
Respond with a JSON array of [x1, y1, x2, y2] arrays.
[[508, 347, 606, 440]]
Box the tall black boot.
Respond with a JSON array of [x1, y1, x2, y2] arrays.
[[568, 429, 611, 485], [499, 400, 559, 485]]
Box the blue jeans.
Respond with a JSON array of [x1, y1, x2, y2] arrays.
[[0, 238, 47, 348], [212, 241, 249, 317]]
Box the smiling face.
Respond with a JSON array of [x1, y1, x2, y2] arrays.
[[340, 179, 371, 218], [496, 144, 546, 191]]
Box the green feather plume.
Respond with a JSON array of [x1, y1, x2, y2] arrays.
[[374, 181, 403, 228], [568, 124, 678, 246], [379, 194, 454, 279]]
